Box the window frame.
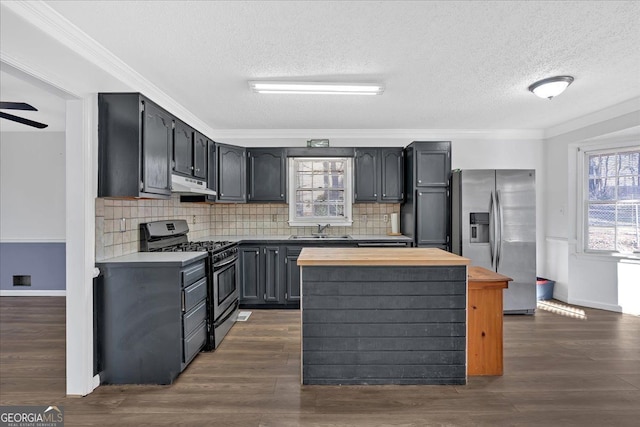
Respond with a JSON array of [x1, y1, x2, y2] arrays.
[[287, 157, 353, 227], [580, 142, 640, 255]]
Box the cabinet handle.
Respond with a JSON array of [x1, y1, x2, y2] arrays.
[[191, 166, 194, 170], [195, 168, 200, 172], [181, 291, 185, 312], [263, 293, 267, 300], [383, 193, 386, 197], [374, 193, 377, 197], [280, 194, 284, 197], [275, 250, 278, 254], [220, 193, 224, 196], [418, 180, 422, 183], [285, 292, 288, 300]]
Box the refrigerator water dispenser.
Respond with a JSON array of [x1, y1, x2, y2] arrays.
[[470, 212, 489, 243]]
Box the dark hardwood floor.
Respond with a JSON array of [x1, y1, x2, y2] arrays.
[[1, 297, 639, 426]]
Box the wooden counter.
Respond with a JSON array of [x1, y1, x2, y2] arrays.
[[299, 248, 469, 385], [467, 266, 512, 376], [297, 247, 470, 266]]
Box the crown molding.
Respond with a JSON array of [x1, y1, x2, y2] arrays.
[[544, 97, 640, 139], [2, 0, 218, 138], [210, 128, 544, 141]]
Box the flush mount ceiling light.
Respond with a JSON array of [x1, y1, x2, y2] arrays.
[[528, 76, 574, 99], [248, 81, 384, 95]]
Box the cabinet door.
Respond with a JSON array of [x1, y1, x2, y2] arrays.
[[247, 149, 285, 202], [354, 148, 378, 202], [415, 142, 451, 186], [173, 120, 193, 176], [206, 141, 216, 202], [380, 148, 404, 202], [193, 132, 208, 180], [285, 250, 301, 302], [264, 247, 281, 302], [217, 144, 246, 202], [416, 187, 449, 247], [142, 101, 172, 196], [239, 247, 261, 303]]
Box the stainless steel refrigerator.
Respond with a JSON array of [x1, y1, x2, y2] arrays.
[[452, 170, 536, 314]]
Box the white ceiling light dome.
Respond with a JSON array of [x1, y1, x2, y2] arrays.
[[528, 76, 574, 99]]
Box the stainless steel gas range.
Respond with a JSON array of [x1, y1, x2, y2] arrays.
[[140, 219, 239, 350]]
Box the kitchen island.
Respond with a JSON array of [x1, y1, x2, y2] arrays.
[[297, 247, 470, 385]]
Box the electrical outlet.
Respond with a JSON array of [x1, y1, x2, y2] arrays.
[[272, 214, 278, 222], [383, 214, 389, 223], [361, 214, 367, 223], [192, 215, 197, 224]]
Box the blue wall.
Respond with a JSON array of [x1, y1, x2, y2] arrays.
[[0, 242, 66, 291]]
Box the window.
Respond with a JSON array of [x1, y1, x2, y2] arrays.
[[288, 157, 353, 226], [585, 147, 640, 253]]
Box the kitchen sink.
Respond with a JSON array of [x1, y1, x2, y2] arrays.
[[289, 235, 352, 240]]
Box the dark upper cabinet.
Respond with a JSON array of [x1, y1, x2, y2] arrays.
[[98, 93, 172, 198], [174, 121, 208, 181], [354, 147, 404, 203], [354, 149, 378, 202], [193, 133, 207, 180], [247, 148, 286, 203], [380, 148, 404, 201], [217, 143, 246, 202], [415, 141, 451, 186], [173, 120, 193, 176]]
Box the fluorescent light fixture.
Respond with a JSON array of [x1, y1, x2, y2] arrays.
[[528, 76, 574, 99], [249, 81, 384, 95]]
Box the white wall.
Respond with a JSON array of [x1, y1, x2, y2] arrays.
[[0, 131, 66, 241], [544, 99, 640, 313]]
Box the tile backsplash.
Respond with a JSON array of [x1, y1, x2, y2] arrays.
[[95, 195, 210, 260], [208, 203, 400, 236], [96, 198, 401, 259]]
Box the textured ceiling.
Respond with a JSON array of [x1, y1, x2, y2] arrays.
[[32, 1, 640, 130]]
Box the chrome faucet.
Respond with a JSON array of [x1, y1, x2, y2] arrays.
[[316, 224, 330, 235]]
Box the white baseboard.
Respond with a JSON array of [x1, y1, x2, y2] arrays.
[[568, 297, 622, 313], [0, 290, 66, 297]]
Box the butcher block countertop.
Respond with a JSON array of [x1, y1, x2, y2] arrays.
[[468, 266, 512, 290], [297, 247, 470, 266]]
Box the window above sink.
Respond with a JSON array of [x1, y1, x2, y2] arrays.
[[288, 157, 353, 227]]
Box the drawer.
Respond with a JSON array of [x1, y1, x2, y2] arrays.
[[183, 277, 207, 312], [183, 321, 206, 365], [183, 300, 207, 338], [182, 261, 206, 286]]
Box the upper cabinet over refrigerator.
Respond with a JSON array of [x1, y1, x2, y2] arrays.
[[452, 170, 536, 314]]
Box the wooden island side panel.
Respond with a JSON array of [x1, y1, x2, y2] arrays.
[[301, 265, 467, 385]]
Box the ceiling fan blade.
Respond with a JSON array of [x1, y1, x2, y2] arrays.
[[0, 111, 48, 129], [0, 102, 38, 111]]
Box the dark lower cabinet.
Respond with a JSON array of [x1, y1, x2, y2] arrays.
[[95, 257, 207, 384], [239, 244, 295, 307], [285, 248, 302, 303], [239, 246, 261, 304]]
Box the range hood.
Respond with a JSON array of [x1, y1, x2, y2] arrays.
[[171, 174, 216, 196]]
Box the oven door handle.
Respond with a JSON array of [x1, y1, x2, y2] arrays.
[[213, 254, 238, 269], [214, 299, 239, 328]]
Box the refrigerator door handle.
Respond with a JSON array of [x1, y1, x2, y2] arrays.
[[495, 189, 504, 270], [489, 191, 495, 268]]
